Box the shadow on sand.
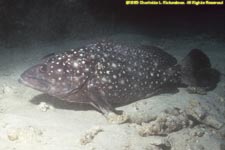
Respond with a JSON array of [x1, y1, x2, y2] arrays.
[[30, 94, 95, 112]]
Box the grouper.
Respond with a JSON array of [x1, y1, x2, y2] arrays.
[[19, 40, 220, 122]]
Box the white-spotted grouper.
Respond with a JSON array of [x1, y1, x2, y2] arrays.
[[19, 40, 220, 122]]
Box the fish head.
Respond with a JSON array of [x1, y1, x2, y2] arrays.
[[19, 62, 83, 96], [19, 64, 50, 92]]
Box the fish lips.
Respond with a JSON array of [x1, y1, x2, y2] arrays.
[[19, 75, 50, 92]]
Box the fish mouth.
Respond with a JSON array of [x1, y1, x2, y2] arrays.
[[19, 75, 50, 92]]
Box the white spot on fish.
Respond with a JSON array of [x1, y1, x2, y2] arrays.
[[73, 61, 79, 68], [103, 53, 108, 57], [90, 54, 95, 59], [119, 79, 125, 85], [102, 77, 107, 82], [85, 68, 89, 72], [57, 68, 62, 72], [112, 63, 117, 68], [150, 72, 154, 76]]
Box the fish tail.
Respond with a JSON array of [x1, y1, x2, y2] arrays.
[[180, 49, 220, 90]]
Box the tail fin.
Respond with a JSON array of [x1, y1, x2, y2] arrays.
[[180, 49, 220, 90]]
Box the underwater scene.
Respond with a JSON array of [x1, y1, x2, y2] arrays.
[[0, 0, 224, 150]]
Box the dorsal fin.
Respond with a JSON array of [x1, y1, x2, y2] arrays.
[[41, 53, 55, 60], [139, 45, 177, 67]]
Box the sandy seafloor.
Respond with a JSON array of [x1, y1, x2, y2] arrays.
[[0, 33, 224, 150]]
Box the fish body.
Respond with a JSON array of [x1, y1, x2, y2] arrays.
[[19, 40, 220, 116]]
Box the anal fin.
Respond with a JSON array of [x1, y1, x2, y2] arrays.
[[87, 87, 129, 124]]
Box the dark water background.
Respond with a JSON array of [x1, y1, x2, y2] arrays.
[[0, 0, 224, 48]]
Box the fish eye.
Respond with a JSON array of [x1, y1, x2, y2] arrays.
[[39, 65, 47, 73]]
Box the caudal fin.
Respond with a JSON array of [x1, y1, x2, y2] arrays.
[[180, 49, 220, 90]]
